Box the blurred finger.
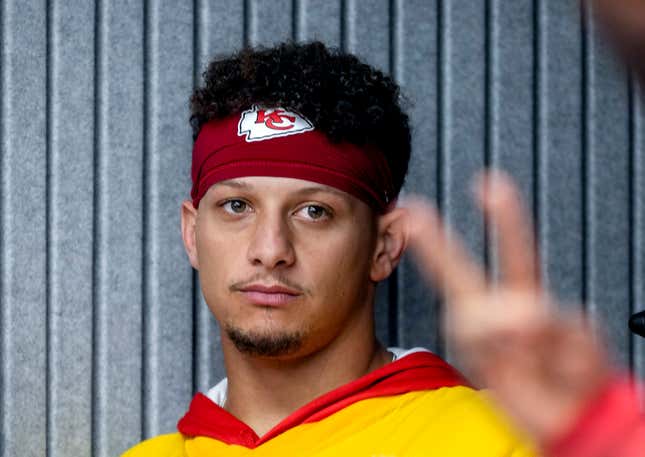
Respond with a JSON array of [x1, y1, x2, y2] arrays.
[[403, 198, 488, 304], [475, 171, 541, 292]]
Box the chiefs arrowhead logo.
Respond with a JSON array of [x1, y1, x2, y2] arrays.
[[238, 105, 314, 142]]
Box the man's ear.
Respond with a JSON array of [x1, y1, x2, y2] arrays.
[[181, 200, 199, 269], [370, 207, 409, 282]]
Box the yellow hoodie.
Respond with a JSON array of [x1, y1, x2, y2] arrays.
[[123, 350, 534, 457]]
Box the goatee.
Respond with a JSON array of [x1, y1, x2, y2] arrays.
[[225, 325, 304, 357]]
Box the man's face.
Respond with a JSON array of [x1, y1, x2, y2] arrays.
[[188, 177, 379, 359]]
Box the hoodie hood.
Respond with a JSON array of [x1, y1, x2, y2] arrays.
[[177, 350, 469, 448]]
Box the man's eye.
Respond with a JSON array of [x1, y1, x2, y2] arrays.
[[222, 199, 248, 214], [299, 205, 329, 220]]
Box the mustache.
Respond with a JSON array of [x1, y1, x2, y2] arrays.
[[229, 274, 308, 295]]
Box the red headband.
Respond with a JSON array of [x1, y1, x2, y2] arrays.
[[190, 106, 395, 212]]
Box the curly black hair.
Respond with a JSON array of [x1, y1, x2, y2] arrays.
[[190, 41, 411, 196]]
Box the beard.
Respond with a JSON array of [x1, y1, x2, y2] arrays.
[[225, 324, 304, 357]]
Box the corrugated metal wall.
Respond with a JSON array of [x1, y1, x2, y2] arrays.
[[1, 1, 643, 456]]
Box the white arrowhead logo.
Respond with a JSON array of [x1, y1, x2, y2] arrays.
[[238, 105, 314, 142]]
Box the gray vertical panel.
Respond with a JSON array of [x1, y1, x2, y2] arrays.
[[194, 286, 222, 393], [48, 1, 95, 456], [488, 0, 534, 279], [0, 3, 4, 455], [93, 0, 145, 455], [296, 0, 341, 45], [489, 0, 534, 179], [395, 0, 442, 351], [633, 85, 645, 384], [585, 11, 631, 366], [248, 0, 293, 47], [344, 0, 389, 71], [0, 1, 47, 457], [537, 0, 584, 305], [143, 0, 194, 438], [440, 0, 487, 362], [441, 0, 486, 254], [193, 0, 245, 393], [196, 0, 244, 74], [344, 0, 391, 344]]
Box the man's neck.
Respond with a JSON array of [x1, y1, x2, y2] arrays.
[[220, 313, 392, 437]]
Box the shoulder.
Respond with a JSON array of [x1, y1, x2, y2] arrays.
[[389, 387, 537, 456], [121, 433, 186, 457], [303, 387, 536, 456], [404, 387, 518, 431]]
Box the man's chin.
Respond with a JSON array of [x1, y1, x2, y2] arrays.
[[225, 325, 304, 357]]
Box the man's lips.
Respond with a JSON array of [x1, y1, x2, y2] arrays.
[[238, 284, 302, 306]]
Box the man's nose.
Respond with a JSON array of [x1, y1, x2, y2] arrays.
[[246, 213, 296, 269]]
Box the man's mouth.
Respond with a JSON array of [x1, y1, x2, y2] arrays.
[[238, 284, 302, 306]]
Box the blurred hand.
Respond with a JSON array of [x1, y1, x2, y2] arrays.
[[590, 0, 645, 36], [403, 172, 611, 444], [587, 0, 645, 81]]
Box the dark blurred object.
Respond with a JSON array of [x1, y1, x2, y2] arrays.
[[628, 310, 645, 338], [588, 0, 645, 83]]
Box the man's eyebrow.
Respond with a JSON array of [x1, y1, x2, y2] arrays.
[[216, 180, 347, 198], [216, 180, 252, 189], [296, 185, 347, 198]]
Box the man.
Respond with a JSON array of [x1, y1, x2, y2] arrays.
[[123, 42, 533, 456]]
